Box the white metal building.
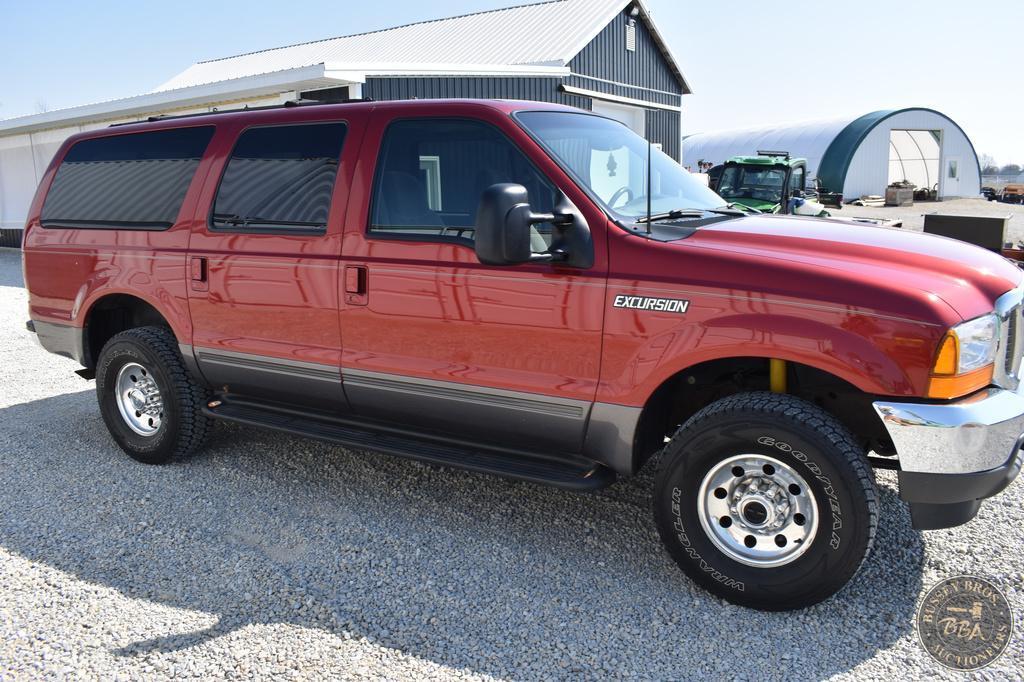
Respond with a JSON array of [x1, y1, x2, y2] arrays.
[[683, 108, 982, 200], [0, 0, 690, 244]]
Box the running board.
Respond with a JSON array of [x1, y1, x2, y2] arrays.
[[204, 398, 615, 491]]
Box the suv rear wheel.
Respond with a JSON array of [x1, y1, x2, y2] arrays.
[[653, 392, 878, 610], [95, 326, 210, 464]]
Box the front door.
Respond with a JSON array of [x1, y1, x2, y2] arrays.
[[944, 156, 961, 197], [186, 116, 358, 409], [339, 111, 608, 453]]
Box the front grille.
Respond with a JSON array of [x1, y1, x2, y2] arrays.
[[998, 298, 1024, 388], [1005, 307, 1018, 373], [992, 286, 1024, 390]]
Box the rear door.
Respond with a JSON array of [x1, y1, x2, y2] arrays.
[[338, 106, 609, 453], [186, 112, 362, 410]]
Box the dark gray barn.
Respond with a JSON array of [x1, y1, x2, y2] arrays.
[[0, 0, 691, 244], [188, 0, 690, 158]]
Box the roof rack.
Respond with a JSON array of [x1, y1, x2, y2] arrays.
[[756, 150, 790, 159], [108, 98, 374, 127]]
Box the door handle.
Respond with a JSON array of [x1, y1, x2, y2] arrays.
[[345, 264, 368, 305], [190, 256, 208, 292]]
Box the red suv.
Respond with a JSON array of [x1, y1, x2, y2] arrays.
[[22, 99, 1024, 609]]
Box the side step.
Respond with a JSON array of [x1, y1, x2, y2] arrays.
[[204, 398, 616, 491]]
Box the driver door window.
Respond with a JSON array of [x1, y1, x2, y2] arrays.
[[369, 119, 556, 247]]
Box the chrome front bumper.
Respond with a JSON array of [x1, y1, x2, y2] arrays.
[[874, 386, 1024, 529], [874, 386, 1024, 474]]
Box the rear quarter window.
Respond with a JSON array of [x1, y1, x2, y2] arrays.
[[40, 126, 214, 230]]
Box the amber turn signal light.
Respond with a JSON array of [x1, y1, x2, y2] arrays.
[[927, 365, 994, 400], [926, 331, 994, 399], [931, 332, 959, 376]]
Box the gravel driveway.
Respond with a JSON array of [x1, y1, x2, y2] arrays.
[[838, 197, 1024, 242], [0, 248, 1021, 680]]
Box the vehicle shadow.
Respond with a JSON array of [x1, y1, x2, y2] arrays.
[[0, 392, 924, 679]]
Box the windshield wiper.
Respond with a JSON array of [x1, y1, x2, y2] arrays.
[[722, 203, 762, 215], [635, 206, 746, 224], [634, 208, 709, 224]]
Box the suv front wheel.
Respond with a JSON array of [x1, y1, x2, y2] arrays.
[[95, 326, 210, 464], [654, 392, 878, 610]]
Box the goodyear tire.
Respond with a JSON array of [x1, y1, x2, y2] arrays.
[[95, 326, 210, 464], [654, 392, 878, 610]]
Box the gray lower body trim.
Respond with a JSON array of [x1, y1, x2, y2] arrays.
[[188, 352, 644, 470], [194, 347, 347, 411], [342, 368, 592, 453], [178, 344, 202, 383], [583, 402, 643, 476], [31, 319, 87, 365]]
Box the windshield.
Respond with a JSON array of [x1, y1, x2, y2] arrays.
[[516, 111, 724, 220], [718, 166, 787, 204]]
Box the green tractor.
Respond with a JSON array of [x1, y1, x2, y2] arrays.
[[707, 151, 834, 217]]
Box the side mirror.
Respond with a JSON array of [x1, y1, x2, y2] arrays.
[[474, 183, 536, 266], [474, 183, 595, 269]]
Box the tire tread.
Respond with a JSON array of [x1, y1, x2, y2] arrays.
[[103, 326, 210, 461], [656, 391, 879, 609]]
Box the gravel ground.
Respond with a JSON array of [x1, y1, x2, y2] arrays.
[[0, 247, 1022, 680], [838, 197, 1024, 242]]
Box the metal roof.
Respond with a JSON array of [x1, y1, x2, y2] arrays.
[[684, 116, 855, 177], [0, 0, 689, 137], [155, 0, 689, 92], [0, 65, 346, 135]]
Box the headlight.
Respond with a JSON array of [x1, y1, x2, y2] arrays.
[[951, 314, 999, 372], [928, 313, 998, 399]]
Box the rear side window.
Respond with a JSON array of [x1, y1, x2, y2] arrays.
[[41, 126, 214, 230], [211, 123, 347, 234]]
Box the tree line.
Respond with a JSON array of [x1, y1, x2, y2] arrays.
[[982, 163, 1021, 175], [979, 154, 1021, 176]]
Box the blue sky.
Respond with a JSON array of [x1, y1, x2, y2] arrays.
[[1, 0, 1020, 164]]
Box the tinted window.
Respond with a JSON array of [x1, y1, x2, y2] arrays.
[[41, 126, 214, 230], [369, 119, 556, 245], [211, 123, 347, 233]]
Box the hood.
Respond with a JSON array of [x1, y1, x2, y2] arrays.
[[685, 215, 1022, 321]]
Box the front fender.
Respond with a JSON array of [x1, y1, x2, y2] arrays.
[[598, 309, 944, 405]]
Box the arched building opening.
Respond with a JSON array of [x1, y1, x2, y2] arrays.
[[684, 108, 981, 201]]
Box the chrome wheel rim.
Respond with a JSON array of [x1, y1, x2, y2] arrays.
[[114, 362, 164, 436], [697, 454, 818, 568]]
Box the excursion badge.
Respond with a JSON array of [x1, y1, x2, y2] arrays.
[[612, 294, 690, 314]]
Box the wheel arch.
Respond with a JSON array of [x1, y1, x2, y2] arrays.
[[80, 293, 180, 369], [626, 355, 894, 475]]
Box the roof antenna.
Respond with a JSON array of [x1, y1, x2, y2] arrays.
[[646, 137, 652, 234]]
